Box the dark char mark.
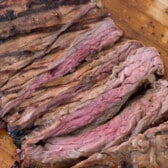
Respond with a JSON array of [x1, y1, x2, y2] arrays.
[[8, 129, 25, 148], [11, 161, 20, 168], [61, 0, 91, 6], [0, 10, 16, 21], [0, 24, 62, 45], [6, 10, 16, 20], [155, 130, 168, 136], [0, 50, 34, 57], [9, 25, 19, 37], [119, 160, 133, 168]]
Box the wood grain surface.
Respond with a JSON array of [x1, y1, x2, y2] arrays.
[[0, 0, 167, 167]]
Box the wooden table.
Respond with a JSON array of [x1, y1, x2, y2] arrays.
[[0, 0, 168, 167]]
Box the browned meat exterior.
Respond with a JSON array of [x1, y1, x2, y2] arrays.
[[0, 0, 92, 21], [22, 80, 168, 168], [0, 21, 105, 109], [6, 40, 143, 133], [0, 1, 101, 86], [73, 121, 168, 168], [0, 0, 92, 40], [0, 0, 93, 18]]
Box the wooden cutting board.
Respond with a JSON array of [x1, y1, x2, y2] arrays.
[[103, 0, 168, 79], [0, 0, 167, 167]]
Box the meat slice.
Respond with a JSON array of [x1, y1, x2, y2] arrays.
[[0, 17, 122, 117], [6, 40, 142, 133], [19, 47, 164, 140], [0, 31, 78, 88], [73, 121, 168, 168], [0, 2, 104, 87], [23, 79, 168, 168]]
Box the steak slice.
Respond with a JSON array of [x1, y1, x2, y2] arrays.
[[73, 121, 168, 168], [0, 17, 122, 117], [0, 31, 79, 88], [19, 47, 164, 141], [0, 2, 102, 88], [23, 79, 168, 168], [6, 40, 142, 132]]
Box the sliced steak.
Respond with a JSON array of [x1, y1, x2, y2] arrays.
[[20, 47, 164, 140], [6, 40, 142, 142], [0, 17, 122, 117], [73, 121, 168, 168], [23, 79, 168, 168], [0, 2, 101, 87], [6, 40, 142, 133], [0, 0, 91, 22]]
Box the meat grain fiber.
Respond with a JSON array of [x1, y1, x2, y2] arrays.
[[0, 3, 108, 88], [6, 40, 143, 134], [0, 2, 98, 87], [23, 80, 168, 168], [20, 46, 164, 141], [0, 17, 123, 117], [18, 40, 143, 145], [73, 121, 168, 168]]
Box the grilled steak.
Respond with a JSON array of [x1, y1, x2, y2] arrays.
[[73, 121, 168, 168], [22, 80, 168, 168], [6, 40, 143, 132], [0, 1, 168, 168]]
